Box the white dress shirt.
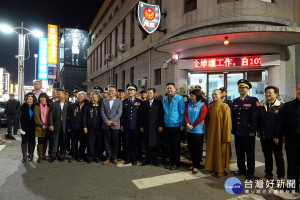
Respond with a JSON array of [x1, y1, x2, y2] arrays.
[[109, 98, 116, 110]]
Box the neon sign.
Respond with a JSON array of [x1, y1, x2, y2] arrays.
[[193, 56, 262, 69]]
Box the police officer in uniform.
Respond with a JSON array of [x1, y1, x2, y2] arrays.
[[121, 83, 142, 165], [232, 79, 259, 179], [93, 86, 104, 98]]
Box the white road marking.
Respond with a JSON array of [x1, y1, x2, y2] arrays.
[[132, 171, 209, 189], [0, 145, 6, 152]]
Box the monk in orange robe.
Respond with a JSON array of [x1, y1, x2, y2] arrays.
[[205, 89, 232, 177]]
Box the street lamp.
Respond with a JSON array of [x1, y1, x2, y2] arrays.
[[34, 54, 38, 80], [0, 22, 43, 103]]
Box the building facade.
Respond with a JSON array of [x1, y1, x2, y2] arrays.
[[86, 0, 300, 101]]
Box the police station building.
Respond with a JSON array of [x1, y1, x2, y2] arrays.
[[85, 0, 300, 102]]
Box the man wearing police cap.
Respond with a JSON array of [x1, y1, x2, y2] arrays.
[[121, 83, 142, 165], [93, 86, 103, 97], [73, 86, 83, 103], [232, 79, 259, 179]]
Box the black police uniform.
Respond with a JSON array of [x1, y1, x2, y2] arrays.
[[232, 81, 259, 178], [83, 101, 104, 162], [122, 97, 142, 164], [67, 99, 89, 161]]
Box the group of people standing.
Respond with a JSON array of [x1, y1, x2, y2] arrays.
[[4, 78, 300, 192]]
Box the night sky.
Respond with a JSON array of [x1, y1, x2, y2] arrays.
[[0, 0, 103, 85]]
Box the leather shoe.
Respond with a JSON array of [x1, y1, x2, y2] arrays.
[[87, 160, 93, 164], [58, 158, 64, 162], [49, 158, 54, 163], [234, 171, 246, 176], [132, 161, 137, 166], [102, 159, 110, 165], [113, 159, 119, 164], [142, 161, 150, 166], [152, 161, 159, 167], [123, 160, 130, 165], [94, 160, 100, 163], [77, 158, 83, 162], [165, 163, 172, 169], [69, 158, 75, 163], [170, 165, 179, 170], [246, 173, 254, 179]]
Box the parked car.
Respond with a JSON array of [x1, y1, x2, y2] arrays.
[[0, 102, 8, 126]]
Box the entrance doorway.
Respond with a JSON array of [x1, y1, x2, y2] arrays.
[[188, 71, 265, 102]]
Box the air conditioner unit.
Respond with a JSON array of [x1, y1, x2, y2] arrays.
[[105, 54, 112, 61], [116, 44, 126, 52], [137, 78, 147, 87]]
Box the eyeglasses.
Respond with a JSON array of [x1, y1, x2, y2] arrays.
[[108, 90, 115, 92]]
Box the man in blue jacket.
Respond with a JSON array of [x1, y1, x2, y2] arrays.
[[162, 82, 185, 170]]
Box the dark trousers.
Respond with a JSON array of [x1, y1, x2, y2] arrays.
[[286, 135, 300, 192], [125, 129, 139, 162], [145, 146, 158, 163], [51, 125, 66, 159], [189, 133, 204, 169], [104, 128, 119, 160], [21, 132, 35, 144], [87, 128, 103, 161], [66, 131, 71, 151], [118, 130, 126, 159], [79, 131, 87, 159], [235, 136, 255, 174], [7, 115, 18, 134], [165, 126, 181, 166], [71, 129, 88, 159], [160, 129, 169, 160], [260, 138, 285, 178]]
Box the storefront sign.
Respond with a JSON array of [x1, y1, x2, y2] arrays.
[[38, 38, 48, 80], [137, 1, 161, 34], [3, 73, 9, 94], [194, 56, 262, 69], [48, 24, 58, 64]]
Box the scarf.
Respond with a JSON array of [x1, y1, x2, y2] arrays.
[[40, 102, 49, 126]]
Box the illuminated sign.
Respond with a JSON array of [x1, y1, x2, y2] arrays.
[[48, 24, 58, 64], [10, 84, 14, 94], [194, 56, 262, 69], [137, 1, 161, 34], [4, 73, 9, 94], [38, 38, 48, 80]]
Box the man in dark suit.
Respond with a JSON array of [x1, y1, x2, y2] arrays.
[[121, 83, 142, 166], [67, 91, 89, 162], [232, 79, 259, 179], [101, 85, 123, 165], [48, 89, 70, 162], [275, 83, 300, 192], [83, 92, 104, 163], [140, 88, 164, 166], [4, 94, 20, 139]]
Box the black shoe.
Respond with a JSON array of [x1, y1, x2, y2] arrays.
[[170, 165, 179, 170], [14, 133, 17, 135], [77, 158, 83, 162], [124, 160, 130, 165], [142, 161, 150, 166], [152, 161, 159, 167], [86, 160, 93, 164], [246, 173, 254, 179], [234, 171, 246, 176], [58, 158, 64, 162], [5, 134, 16, 140], [49, 158, 54, 163], [132, 161, 137, 166], [69, 158, 75, 163], [165, 163, 172, 169], [95, 160, 100, 163]]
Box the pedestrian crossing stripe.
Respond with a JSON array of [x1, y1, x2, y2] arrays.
[[132, 171, 209, 189], [0, 145, 6, 152]]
